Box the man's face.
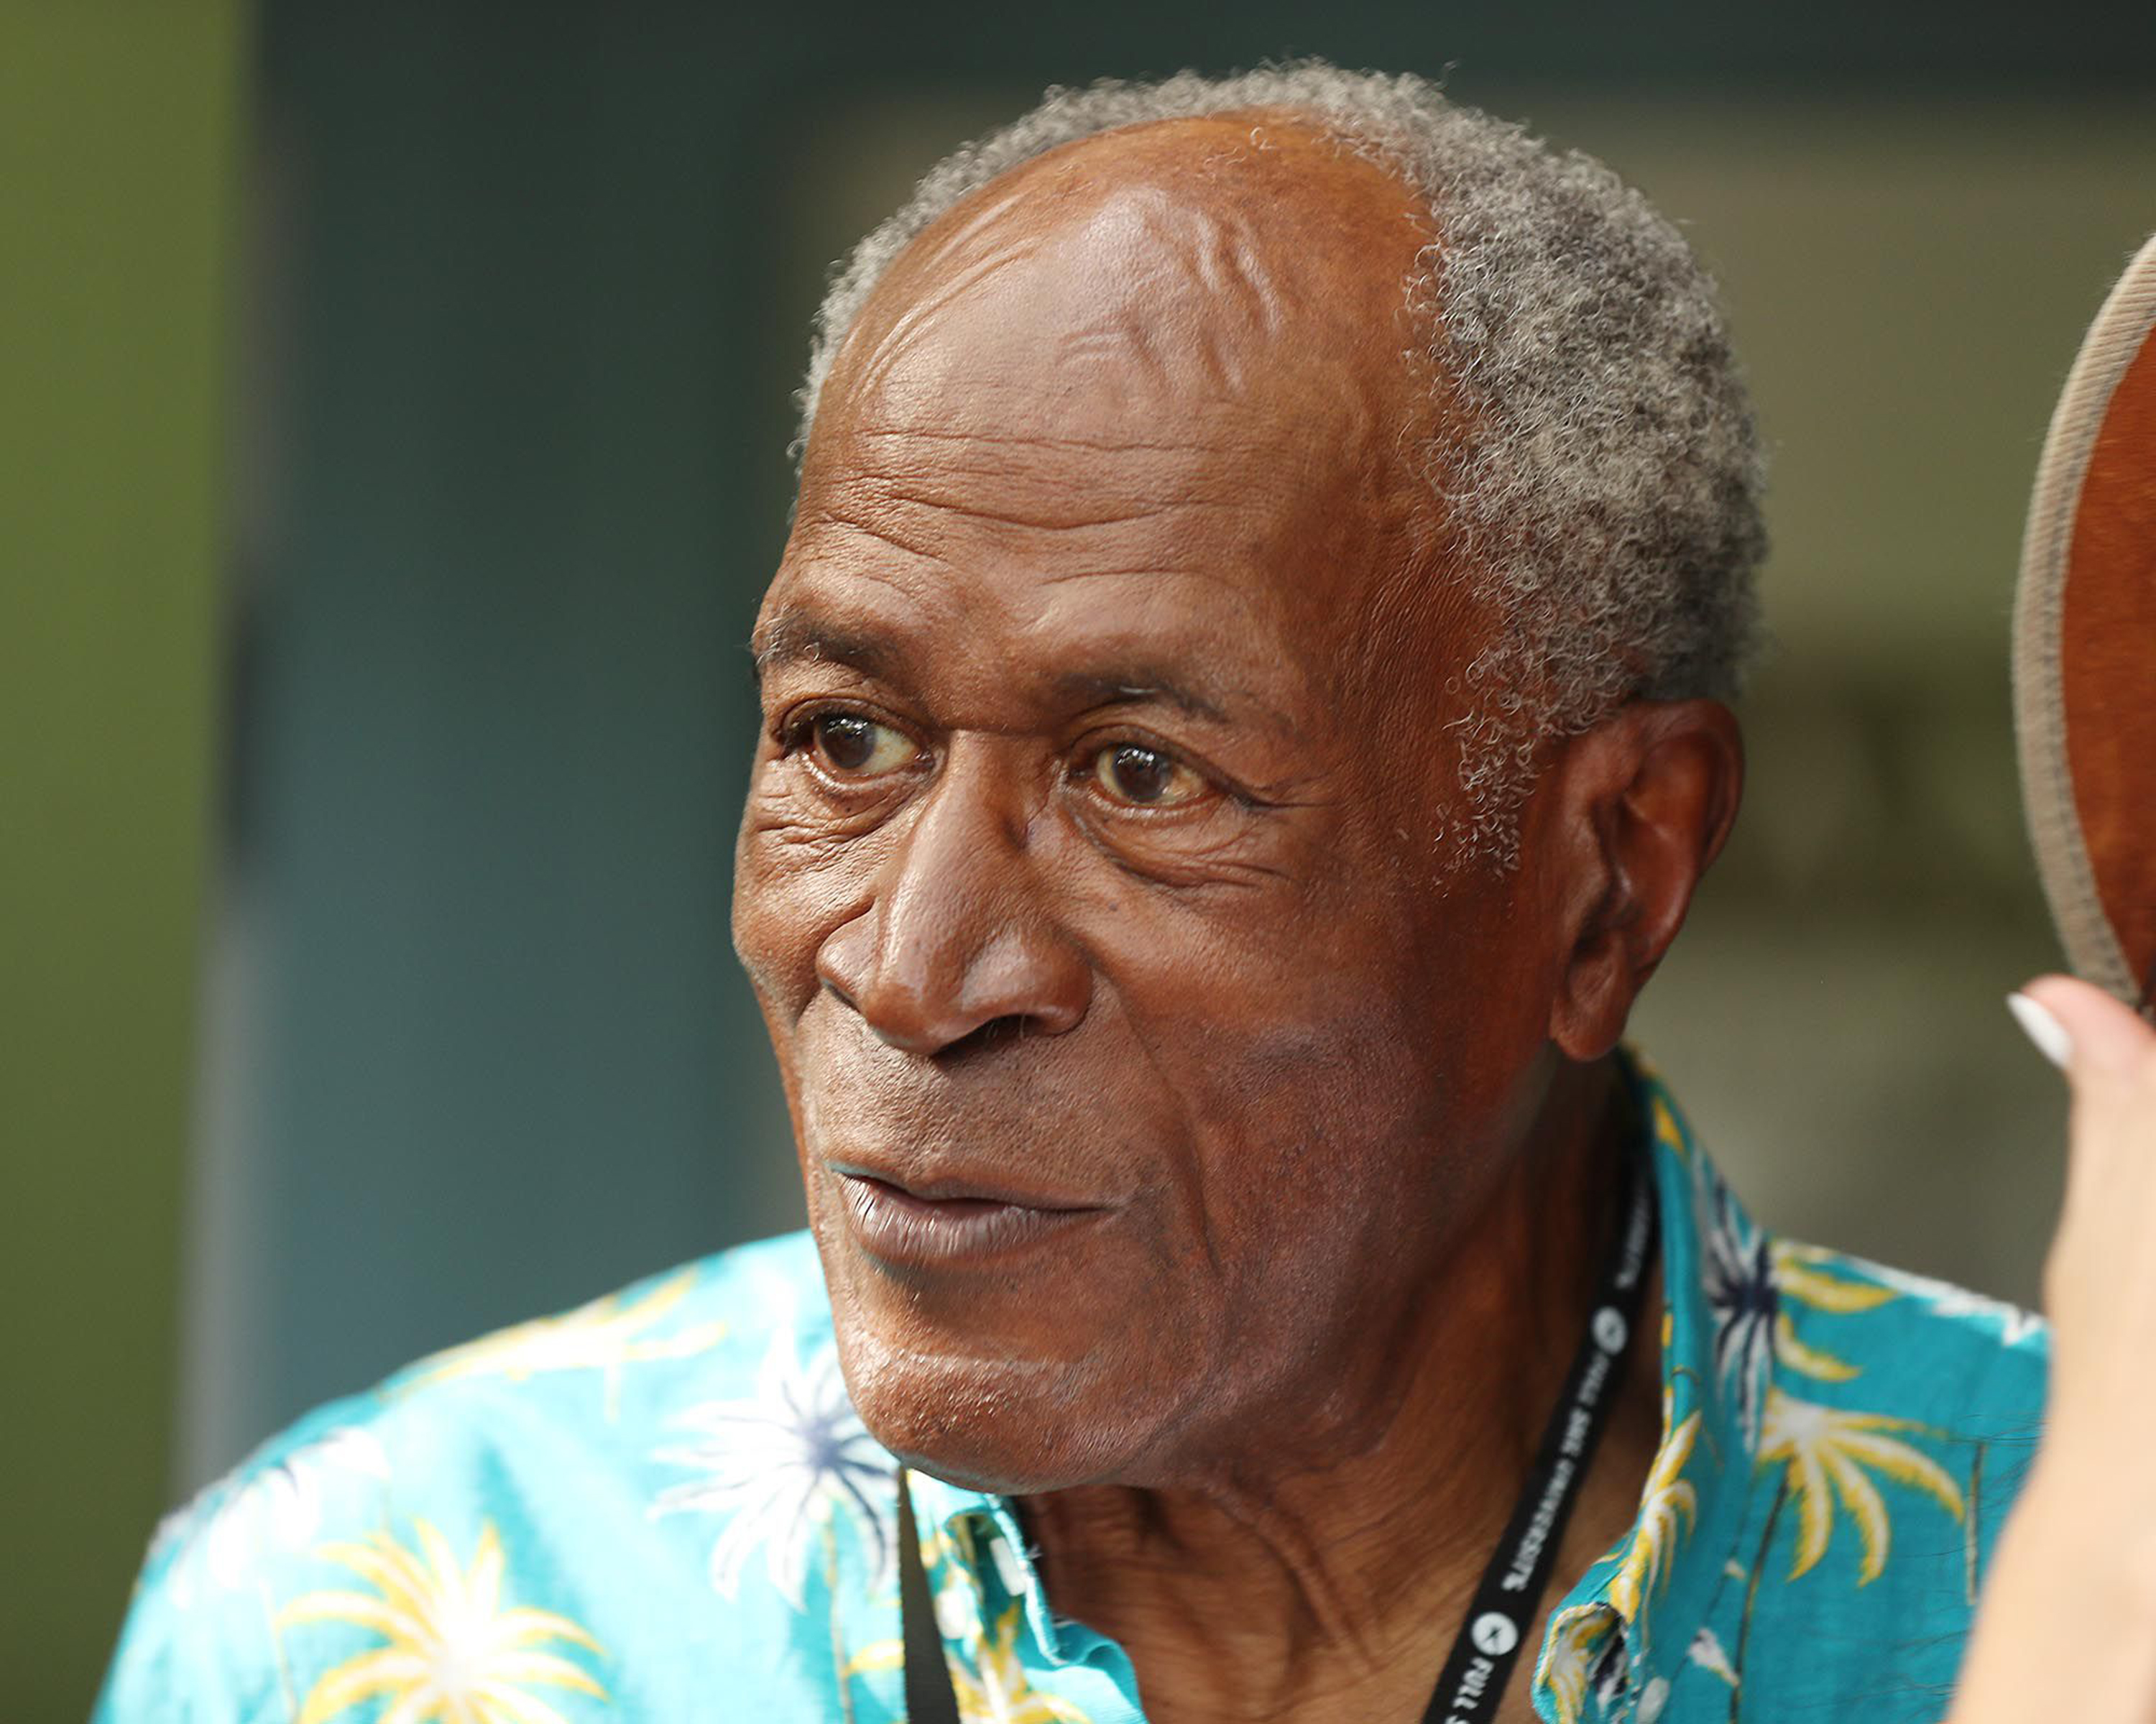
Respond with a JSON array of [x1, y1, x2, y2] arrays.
[[733, 119, 1565, 1492]]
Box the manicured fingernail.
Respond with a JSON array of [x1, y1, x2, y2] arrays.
[[2007, 992, 2071, 1069]]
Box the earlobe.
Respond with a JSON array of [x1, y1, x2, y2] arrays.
[[1547, 701, 1744, 1062]]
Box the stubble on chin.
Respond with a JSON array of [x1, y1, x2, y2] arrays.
[[821, 1267, 1184, 1495]]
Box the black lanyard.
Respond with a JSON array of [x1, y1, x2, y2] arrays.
[[900, 1145, 1659, 1724], [1422, 1148, 1657, 1721]]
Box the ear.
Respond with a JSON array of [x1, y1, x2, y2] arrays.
[[1542, 700, 1743, 1061]]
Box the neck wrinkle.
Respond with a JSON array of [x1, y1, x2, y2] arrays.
[[1015, 1054, 1647, 1724]]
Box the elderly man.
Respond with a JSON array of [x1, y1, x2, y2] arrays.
[[101, 65, 2045, 1724]]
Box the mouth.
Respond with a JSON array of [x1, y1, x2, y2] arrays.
[[828, 1163, 1111, 1267]]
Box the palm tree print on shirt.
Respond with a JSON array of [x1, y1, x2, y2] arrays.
[[648, 1329, 894, 1610], [1861, 1260, 2045, 1350], [279, 1519, 607, 1724], [408, 1268, 727, 1418], [1693, 1160, 1894, 1444], [1719, 1388, 1966, 1718], [153, 1426, 391, 1610], [949, 1604, 1095, 1724], [1754, 1388, 1963, 1585], [1608, 1400, 1701, 1623], [1539, 1604, 1629, 1724]]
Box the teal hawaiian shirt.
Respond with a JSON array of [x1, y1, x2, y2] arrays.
[[98, 1066, 2049, 1723]]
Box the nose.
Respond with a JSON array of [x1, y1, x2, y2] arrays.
[[815, 754, 1092, 1057]]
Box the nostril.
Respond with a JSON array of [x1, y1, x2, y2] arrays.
[[819, 911, 1089, 1056]]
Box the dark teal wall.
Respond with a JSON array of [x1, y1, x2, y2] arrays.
[[192, 12, 809, 1477]]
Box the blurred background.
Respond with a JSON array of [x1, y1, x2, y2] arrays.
[[6, 1, 2154, 1715]]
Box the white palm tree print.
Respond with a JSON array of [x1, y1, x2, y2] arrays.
[[648, 1331, 893, 1610]]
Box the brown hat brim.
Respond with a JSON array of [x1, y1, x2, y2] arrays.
[[2014, 232, 2156, 1008]]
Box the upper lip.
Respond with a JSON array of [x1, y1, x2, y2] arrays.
[[825, 1156, 1109, 1212]]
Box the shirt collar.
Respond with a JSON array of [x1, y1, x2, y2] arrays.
[[1528, 1055, 1759, 1720], [905, 1056, 1760, 1720]]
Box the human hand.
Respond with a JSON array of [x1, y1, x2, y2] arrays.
[[1949, 977, 2156, 1724], [2009, 976, 2156, 1478]]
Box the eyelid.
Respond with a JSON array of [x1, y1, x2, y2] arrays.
[[767, 704, 1268, 810], [773, 696, 918, 751], [1072, 730, 1231, 810], [770, 704, 934, 804]]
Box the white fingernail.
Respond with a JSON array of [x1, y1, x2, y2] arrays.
[[2007, 992, 2072, 1069]]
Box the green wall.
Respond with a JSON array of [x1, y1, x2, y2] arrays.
[[0, 3, 244, 1715]]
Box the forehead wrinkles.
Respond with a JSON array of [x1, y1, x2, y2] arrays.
[[824, 115, 1434, 439], [847, 186, 1299, 412], [796, 116, 1473, 741]]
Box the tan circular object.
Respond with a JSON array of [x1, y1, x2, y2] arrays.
[[2014, 233, 2156, 1010]]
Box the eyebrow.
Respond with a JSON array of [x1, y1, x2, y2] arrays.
[[751, 605, 1263, 729], [1049, 668, 1233, 725], [750, 610, 893, 681]]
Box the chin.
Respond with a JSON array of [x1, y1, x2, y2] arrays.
[[828, 1304, 1169, 1495]]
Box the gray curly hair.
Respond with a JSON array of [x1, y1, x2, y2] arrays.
[[794, 63, 1766, 862]]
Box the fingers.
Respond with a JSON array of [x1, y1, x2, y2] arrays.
[[2009, 972, 2156, 1261], [2011, 976, 2156, 1352], [2012, 974, 2156, 1084]]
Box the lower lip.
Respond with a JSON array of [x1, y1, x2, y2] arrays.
[[837, 1175, 1103, 1266]]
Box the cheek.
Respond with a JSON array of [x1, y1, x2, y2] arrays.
[[1095, 865, 1524, 1284], [731, 807, 871, 1018], [1105, 946, 1414, 1208], [1161, 1017, 1450, 1265]]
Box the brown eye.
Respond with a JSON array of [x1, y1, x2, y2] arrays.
[[1092, 743, 1207, 808], [809, 713, 918, 778]]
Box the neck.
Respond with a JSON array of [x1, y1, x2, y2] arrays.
[[1016, 1054, 1662, 1724]]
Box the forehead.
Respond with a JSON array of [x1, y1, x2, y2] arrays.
[[777, 114, 1464, 716], [821, 114, 1433, 453]]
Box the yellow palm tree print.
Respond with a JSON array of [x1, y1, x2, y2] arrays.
[[1608, 1403, 1700, 1619], [410, 1270, 725, 1416], [1771, 1243, 1895, 1384], [1539, 1604, 1623, 1724], [948, 1603, 1093, 1724], [280, 1518, 607, 1724], [1756, 1387, 1963, 1584]]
